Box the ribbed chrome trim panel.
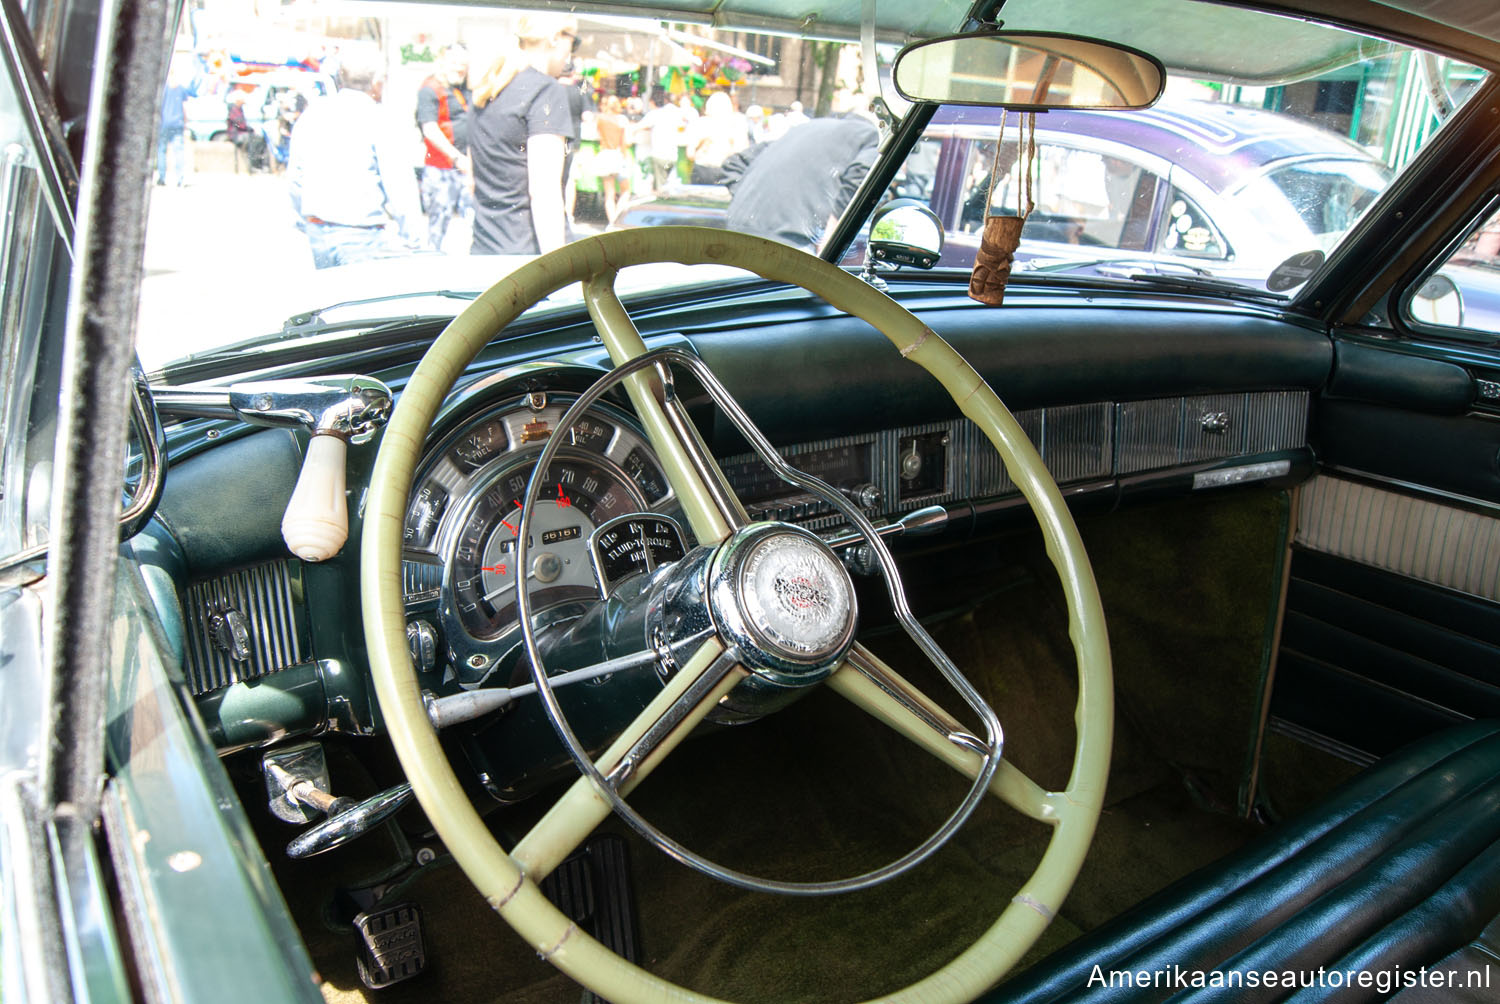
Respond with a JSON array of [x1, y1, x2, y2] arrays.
[[1117, 398, 1182, 473], [1182, 393, 1244, 462], [182, 561, 304, 694], [1044, 403, 1114, 484], [402, 559, 443, 605], [1118, 391, 1308, 474], [1244, 390, 1309, 454], [1296, 475, 1500, 602]]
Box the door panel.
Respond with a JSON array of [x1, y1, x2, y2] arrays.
[[1269, 383, 1500, 761]]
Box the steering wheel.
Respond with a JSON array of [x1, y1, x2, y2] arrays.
[[361, 227, 1112, 1002]]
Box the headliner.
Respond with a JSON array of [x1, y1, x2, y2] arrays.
[[408, 0, 1500, 80]]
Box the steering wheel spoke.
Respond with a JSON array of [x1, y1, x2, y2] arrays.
[[512, 637, 741, 881], [830, 644, 1062, 823], [582, 272, 745, 546]]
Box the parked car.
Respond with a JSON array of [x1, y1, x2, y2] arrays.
[[184, 68, 335, 145], [8, 0, 1500, 1002]]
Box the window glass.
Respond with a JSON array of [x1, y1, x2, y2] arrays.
[[1157, 188, 1227, 260], [867, 42, 1480, 292], [958, 140, 1158, 251], [1405, 205, 1500, 337], [0, 54, 57, 560]]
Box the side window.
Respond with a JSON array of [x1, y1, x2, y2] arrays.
[[1157, 188, 1229, 260], [961, 140, 1160, 251], [1405, 204, 1500, 336]]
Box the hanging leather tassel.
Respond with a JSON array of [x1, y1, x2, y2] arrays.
[[969, 111, 1037, 307]]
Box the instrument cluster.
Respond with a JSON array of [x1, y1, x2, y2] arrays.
[[401, 390, 683, 685]]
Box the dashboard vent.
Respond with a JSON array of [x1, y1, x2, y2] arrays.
[[182, 561, 306, 694]]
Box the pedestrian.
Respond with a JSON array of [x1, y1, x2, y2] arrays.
[[468, 15, 579, 254], [722, 91, 880, 253], [637, 87, 683, 190], [685, 91, 747, 184], [157, 56, 196, 186], [594, 94, 631, 223], [226, 91, 268, 172], [416, 43, 473, 251], [287, 48, 423, 269]]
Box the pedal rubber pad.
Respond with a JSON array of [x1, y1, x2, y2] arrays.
[[539, 835, 639, 1004], [353, 901, 426, 989]]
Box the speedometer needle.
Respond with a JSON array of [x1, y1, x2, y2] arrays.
[[482, 567, 539, 603], [500, 499, 523, 534]]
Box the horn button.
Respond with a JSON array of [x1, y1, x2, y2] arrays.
[[708, 524, 857, 686]]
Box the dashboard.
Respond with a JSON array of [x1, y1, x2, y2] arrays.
[[157, 323, 1316, 799]]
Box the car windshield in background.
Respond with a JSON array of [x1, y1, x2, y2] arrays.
[[138, 0, 1484, 371]]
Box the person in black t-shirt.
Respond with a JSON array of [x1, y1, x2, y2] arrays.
[[468, 15, 578, 255]]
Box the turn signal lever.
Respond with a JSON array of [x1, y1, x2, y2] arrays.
[[154, 376, 393, 561]]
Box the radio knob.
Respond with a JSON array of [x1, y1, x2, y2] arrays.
[[847, 483, 882, 510]]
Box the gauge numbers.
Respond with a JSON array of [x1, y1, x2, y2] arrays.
[[449, 453, 643, 639]]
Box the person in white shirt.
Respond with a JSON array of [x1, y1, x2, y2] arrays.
[[637, 87, 684, 191], [287, 48, 423, 269]]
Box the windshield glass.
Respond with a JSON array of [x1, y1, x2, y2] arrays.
[[865, 41, 1479, 290], [138, 0, 1486, 371]]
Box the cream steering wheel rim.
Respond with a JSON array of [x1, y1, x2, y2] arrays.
[[360, 227, 1113, 1003]]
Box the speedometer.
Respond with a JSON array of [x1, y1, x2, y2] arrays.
[[448, 451, 644, 640]]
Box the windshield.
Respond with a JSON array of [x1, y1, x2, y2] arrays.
[[138, 0, 1485, 371]]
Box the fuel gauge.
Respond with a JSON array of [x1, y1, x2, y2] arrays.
[[590, 514, 687, 595]]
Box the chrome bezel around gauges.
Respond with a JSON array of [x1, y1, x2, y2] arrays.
[[402, 386, 676, 685], [437, 446, 650, 684]]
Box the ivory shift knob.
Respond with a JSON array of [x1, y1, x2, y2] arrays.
[[281, 434, 349, 561]]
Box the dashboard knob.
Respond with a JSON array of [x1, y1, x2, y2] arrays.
[[841, 543, 880, 577], [406, 620, 438, 673], [847, 482, 882, 510]]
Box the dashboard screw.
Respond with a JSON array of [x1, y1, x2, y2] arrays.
[[467, 654, 487, 670]]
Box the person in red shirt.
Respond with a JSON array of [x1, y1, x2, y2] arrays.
[[416, 44, 472, 251]]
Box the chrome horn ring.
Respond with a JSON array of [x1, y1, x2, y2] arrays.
[[514, 346, 1002, 896]]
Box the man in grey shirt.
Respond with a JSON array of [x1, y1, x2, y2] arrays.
[[722, 98, 880, 253]]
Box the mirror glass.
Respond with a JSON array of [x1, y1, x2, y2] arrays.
[[871, 202, 942, 255], [893, 32, 1165, 110]]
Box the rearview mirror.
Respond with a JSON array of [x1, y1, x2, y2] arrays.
[[892, 32, 1165, 110]]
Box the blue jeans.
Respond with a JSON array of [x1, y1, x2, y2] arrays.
[[157, 125, 187, 186], [421, 165, 471, 251], [303, 222, 397, 270]]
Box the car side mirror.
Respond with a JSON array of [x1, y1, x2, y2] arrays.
[[868, 199, 944, 270], [1409, 271, 1465, 328], [892, 32, 1165, 110]]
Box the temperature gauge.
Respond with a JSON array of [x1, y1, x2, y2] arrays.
[[590, 514, 687, 595]]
